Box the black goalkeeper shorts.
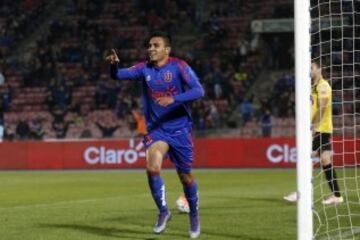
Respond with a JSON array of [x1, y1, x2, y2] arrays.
[[312, 132, 332, 152]]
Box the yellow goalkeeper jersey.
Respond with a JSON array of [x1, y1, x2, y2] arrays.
[[311, 78, 333, 133]]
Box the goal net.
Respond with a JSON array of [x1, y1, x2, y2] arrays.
[[310, 0, 360, 239]]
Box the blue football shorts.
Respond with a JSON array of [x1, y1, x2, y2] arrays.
[[143, 127, 194, 173]]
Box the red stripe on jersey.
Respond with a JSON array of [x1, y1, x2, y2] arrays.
[[171, 58, 190, 83], [130, 61, 146, 72]]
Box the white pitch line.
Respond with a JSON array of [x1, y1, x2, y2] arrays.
[[0, 193, 149, 211], [0, 190, 251, 212], [317, 228, 360, 240]]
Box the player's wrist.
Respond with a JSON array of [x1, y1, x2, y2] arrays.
[[110, 61, 119, 67]]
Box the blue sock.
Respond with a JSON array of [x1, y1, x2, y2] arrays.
[[147, 171, 168, 213], [184, 179, 199, 217]]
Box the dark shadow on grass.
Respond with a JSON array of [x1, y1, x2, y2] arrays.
[[200, 195, 289, 209], [104, 215, 273, 240], [221, 195, 288, 205], [204, 231, 273, 240], [39, 223, 186, 240], [246, 197, 285, 204]]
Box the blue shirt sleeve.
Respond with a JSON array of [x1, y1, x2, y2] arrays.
[[173, 61, 205, 103], [110, 62, 145, 81]]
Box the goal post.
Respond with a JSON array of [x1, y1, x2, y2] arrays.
[[296, 0, 360, 239], [310, 0, 360, 239], [295, 0, 313, 239]]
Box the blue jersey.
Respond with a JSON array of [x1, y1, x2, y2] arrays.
[[110, 57, 204, 132]]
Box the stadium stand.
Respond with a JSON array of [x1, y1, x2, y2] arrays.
[[1, 0, 296, 140]]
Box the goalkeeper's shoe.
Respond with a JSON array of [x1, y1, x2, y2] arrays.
[[153, 211, 171, 234], [322, 195, 344, 205], [189, 215, 200, 239], [283, 192, 298, 202]]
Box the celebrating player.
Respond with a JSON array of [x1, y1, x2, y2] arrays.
[[284, 61, 343, 205], [106, 31, 204, 238]]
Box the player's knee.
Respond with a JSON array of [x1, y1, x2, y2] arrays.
[[146, 160, 161, 172], [311, 151, 319, 158], [178, 172, 194, 186], [146, 156, 161, 172], [146, 150, 163, 172], [320, 151, 332, 166]]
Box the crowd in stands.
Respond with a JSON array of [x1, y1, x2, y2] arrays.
[[0, 0, 295, 140], [0, 0, 48, 59]]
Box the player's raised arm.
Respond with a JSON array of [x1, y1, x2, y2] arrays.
[[173, 62, 205, 103], [106, 49, 144, 81]]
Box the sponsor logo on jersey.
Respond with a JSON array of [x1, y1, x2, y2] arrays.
[[148, 86, 178, 100]]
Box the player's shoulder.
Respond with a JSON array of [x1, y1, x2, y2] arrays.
[[317, 78, 331, 90], [316, 78, 331, 96], [169, 57, 190, 68], [130, 61, 149, 71]]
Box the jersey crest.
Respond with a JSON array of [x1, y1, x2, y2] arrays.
[[164, 71, 172, 83]]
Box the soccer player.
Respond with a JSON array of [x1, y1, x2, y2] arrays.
[[106, 31, 204, 238], [284, 61, 343, 205]]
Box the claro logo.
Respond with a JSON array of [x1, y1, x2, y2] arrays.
[[266, 144, 297, 163], [266, 144, 320, 164], [84, 139, 146, 165]]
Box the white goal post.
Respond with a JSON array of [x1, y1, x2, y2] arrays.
[[296, 1, 360, 239], [295, 0, 313, 239]]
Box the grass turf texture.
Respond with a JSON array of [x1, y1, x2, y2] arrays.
[[0, 170, 358, 240]]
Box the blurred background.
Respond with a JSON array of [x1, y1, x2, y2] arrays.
[[0, 0, 295, 141], [2, 1, 360, 239]]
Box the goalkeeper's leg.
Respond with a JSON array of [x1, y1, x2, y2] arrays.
[[320, 150, 343, 205]]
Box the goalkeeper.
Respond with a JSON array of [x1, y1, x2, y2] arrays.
[[284, 61, 343, 205]]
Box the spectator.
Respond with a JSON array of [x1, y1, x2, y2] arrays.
[[250, 34, 259, 53], [96, 121, 119, 138], [2, 83, 12, 112], [29, 119, 45, 140], [132, 108, 147, 136], [204, 101, 220, 128], [237, 39, 249, 62], [0, 119, 4, 141], [79, 118, 93, 138], [240, 98, 253, 123], [50, 105, 67, 123], [261, 109, 272, 137], [4, 123, 16, 141], [0, 67, 5, 85], [271, 37, 281, 69], [16, 118, 30, 139], [53, 121, 68, 139], [50, 82, 71, 108]]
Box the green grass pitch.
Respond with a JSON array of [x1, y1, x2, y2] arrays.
[[0, 169, 358, 240]]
